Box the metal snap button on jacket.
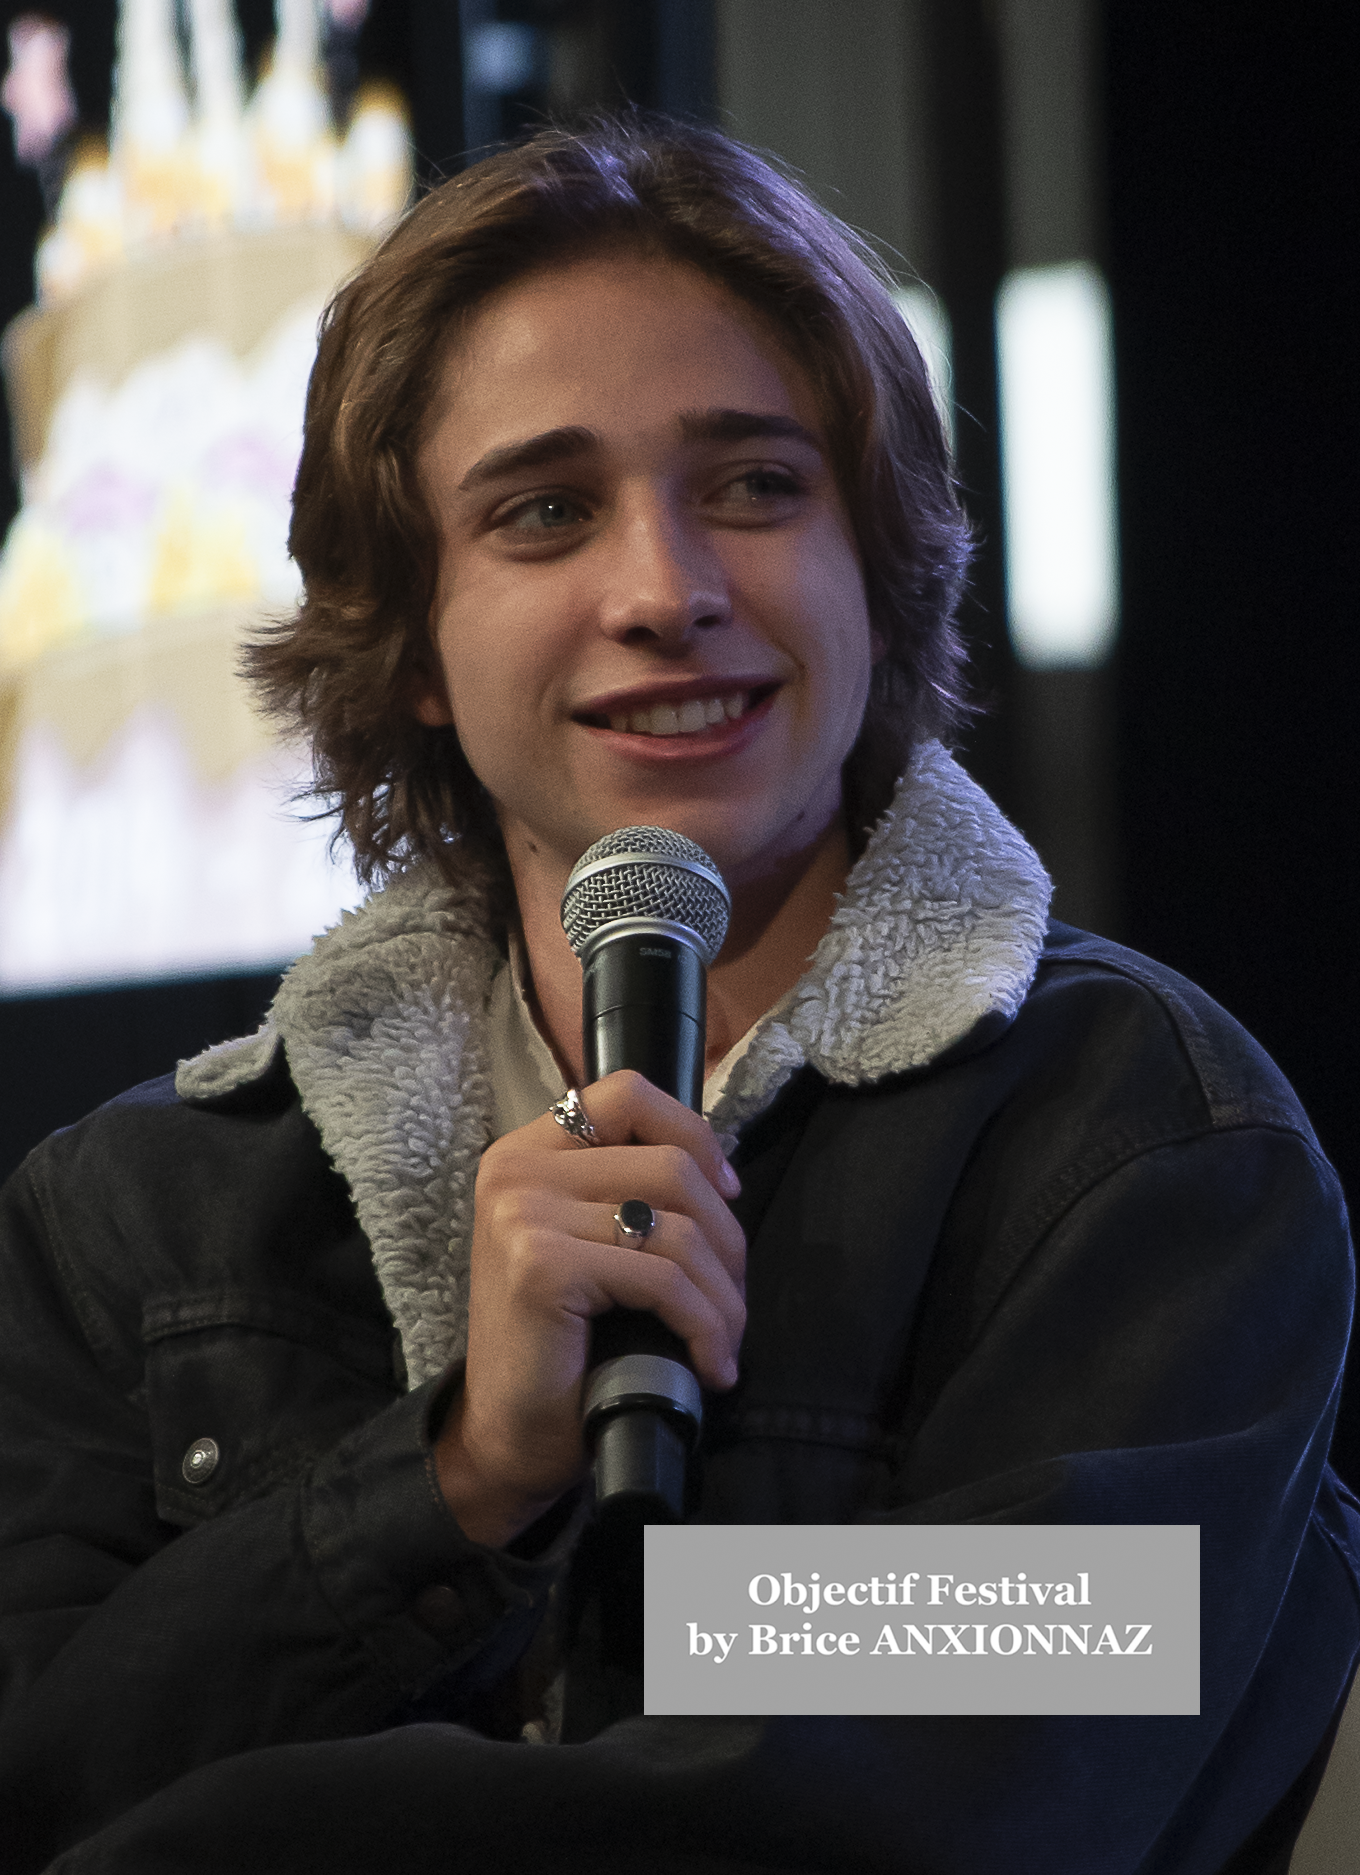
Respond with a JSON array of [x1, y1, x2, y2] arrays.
[[412, 1584, 463, 1641], [181, 1437, 220, 1485]]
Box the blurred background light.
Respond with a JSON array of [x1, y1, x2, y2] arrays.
[[2, 14, 76, 168], [466, 21, 538, 97], [996, 259, 1118, 668]]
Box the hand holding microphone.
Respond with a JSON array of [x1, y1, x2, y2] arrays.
[[558, 826, 734, 1521], [433, 832, 742, 1546], [435, 1073, 743, 1546]]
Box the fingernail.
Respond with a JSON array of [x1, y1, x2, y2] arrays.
[[720, 1159, 741, 1197]]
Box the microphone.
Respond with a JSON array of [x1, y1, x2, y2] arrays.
[[560, 826, 731, 1521]]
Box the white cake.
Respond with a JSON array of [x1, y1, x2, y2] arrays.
[[0, 0, 411, 991]]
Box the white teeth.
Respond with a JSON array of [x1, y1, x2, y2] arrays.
[[605, 692, 751, 737]]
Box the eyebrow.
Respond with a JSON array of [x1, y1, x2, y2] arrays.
[[458, 426, 596, 490], [457, 409, 823, 491], [678, 408, 823, 451]]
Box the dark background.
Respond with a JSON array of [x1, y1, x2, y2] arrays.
[[1, 3, 1356, 1467]]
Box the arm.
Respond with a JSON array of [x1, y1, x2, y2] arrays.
[[0, 1071, 744, 1870], [861, 1125, 1360, 1872], [0, 1155, 563, 1871]]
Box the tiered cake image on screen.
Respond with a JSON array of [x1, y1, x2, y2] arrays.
[[0, 0, 410, 992]]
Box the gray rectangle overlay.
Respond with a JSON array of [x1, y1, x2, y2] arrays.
[[644, 1525, 1198, 1715]]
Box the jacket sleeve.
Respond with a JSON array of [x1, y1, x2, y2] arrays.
[[0, 1155, 565, 1874], [865, 1122, 1360, 1873], [32, 1118, 1360, 1875]]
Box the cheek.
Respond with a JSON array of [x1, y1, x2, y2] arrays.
[[799, 550, 875, 706], [816, 607, 876, 762], [429, 575, 508, 706], [424, 616, 502, 756]]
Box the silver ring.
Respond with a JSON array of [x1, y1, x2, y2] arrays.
[[614, 1199, 656, 1247], [549, 1087, 601, 1146]]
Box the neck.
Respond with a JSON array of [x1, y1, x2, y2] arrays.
[[508, 818, 852, 1089]]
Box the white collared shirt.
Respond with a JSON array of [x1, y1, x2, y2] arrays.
[[484, 930, 787, 1141]]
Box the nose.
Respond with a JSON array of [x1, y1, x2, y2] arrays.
[[595, 491, 730, 648]]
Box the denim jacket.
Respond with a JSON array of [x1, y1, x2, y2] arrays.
[[1, 749, 1356, 1873]]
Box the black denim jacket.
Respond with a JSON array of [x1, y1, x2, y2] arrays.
[[1, 927, 1357, 1874]]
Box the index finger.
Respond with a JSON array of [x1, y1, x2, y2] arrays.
[[537, 1070, 740, 1199]]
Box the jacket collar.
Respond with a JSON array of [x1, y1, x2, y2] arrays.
[[176, 741, 1050, 1385]]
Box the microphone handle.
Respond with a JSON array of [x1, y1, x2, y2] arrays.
[[582, 928, 707, 1522]]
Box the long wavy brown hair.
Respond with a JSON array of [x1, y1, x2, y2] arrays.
[[245, 115, 974, 884]]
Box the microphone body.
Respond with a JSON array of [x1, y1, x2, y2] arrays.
[[561, 829, 731, 1522], [581, 924, 706, 1107]]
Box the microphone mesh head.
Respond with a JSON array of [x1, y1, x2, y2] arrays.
[[561, 826, 731, 965]]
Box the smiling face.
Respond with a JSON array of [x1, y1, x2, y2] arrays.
[[414, 252, 876, 895]]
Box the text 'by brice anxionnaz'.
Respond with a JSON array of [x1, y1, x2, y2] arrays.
[[685, 1570, 1156, 1662]]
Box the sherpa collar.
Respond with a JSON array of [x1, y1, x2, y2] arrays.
[[176, 740, 1051, 1386]]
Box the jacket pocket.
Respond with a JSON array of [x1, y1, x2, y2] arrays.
[[142, 1289, 401, 1528]]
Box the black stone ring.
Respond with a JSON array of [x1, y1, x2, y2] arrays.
[[614, 1200, 657, 1247]]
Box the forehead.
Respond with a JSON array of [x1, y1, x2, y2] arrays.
[[423, 253, 823, 470]]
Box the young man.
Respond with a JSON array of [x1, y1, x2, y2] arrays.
[[0, 119, 1355, 1874]]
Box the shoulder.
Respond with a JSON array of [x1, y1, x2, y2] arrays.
[[5, 1037, 373, 1392], [810, 918, 1347, 1316], [20, 1026, 309, 1195], [926, 920, 1352, 1332], [750, 919, 1327, 1189], [1022, 921, 1319, 1148], [888, 926, 1353, 1426], [831, 917, 1322, 1169]]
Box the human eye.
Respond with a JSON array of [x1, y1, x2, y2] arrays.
[[713, 465, 806, 513], [498, 492, 590, 537]]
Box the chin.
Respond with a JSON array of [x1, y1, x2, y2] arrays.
[[661, 810, 834, 888], [545, 779, 842, 885]]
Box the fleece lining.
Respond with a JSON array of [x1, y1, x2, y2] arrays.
[[176, 741, 1051, 1386]]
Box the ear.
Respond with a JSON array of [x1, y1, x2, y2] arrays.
[[409, 666, 455, 727], [408, 648, 455, 727]]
